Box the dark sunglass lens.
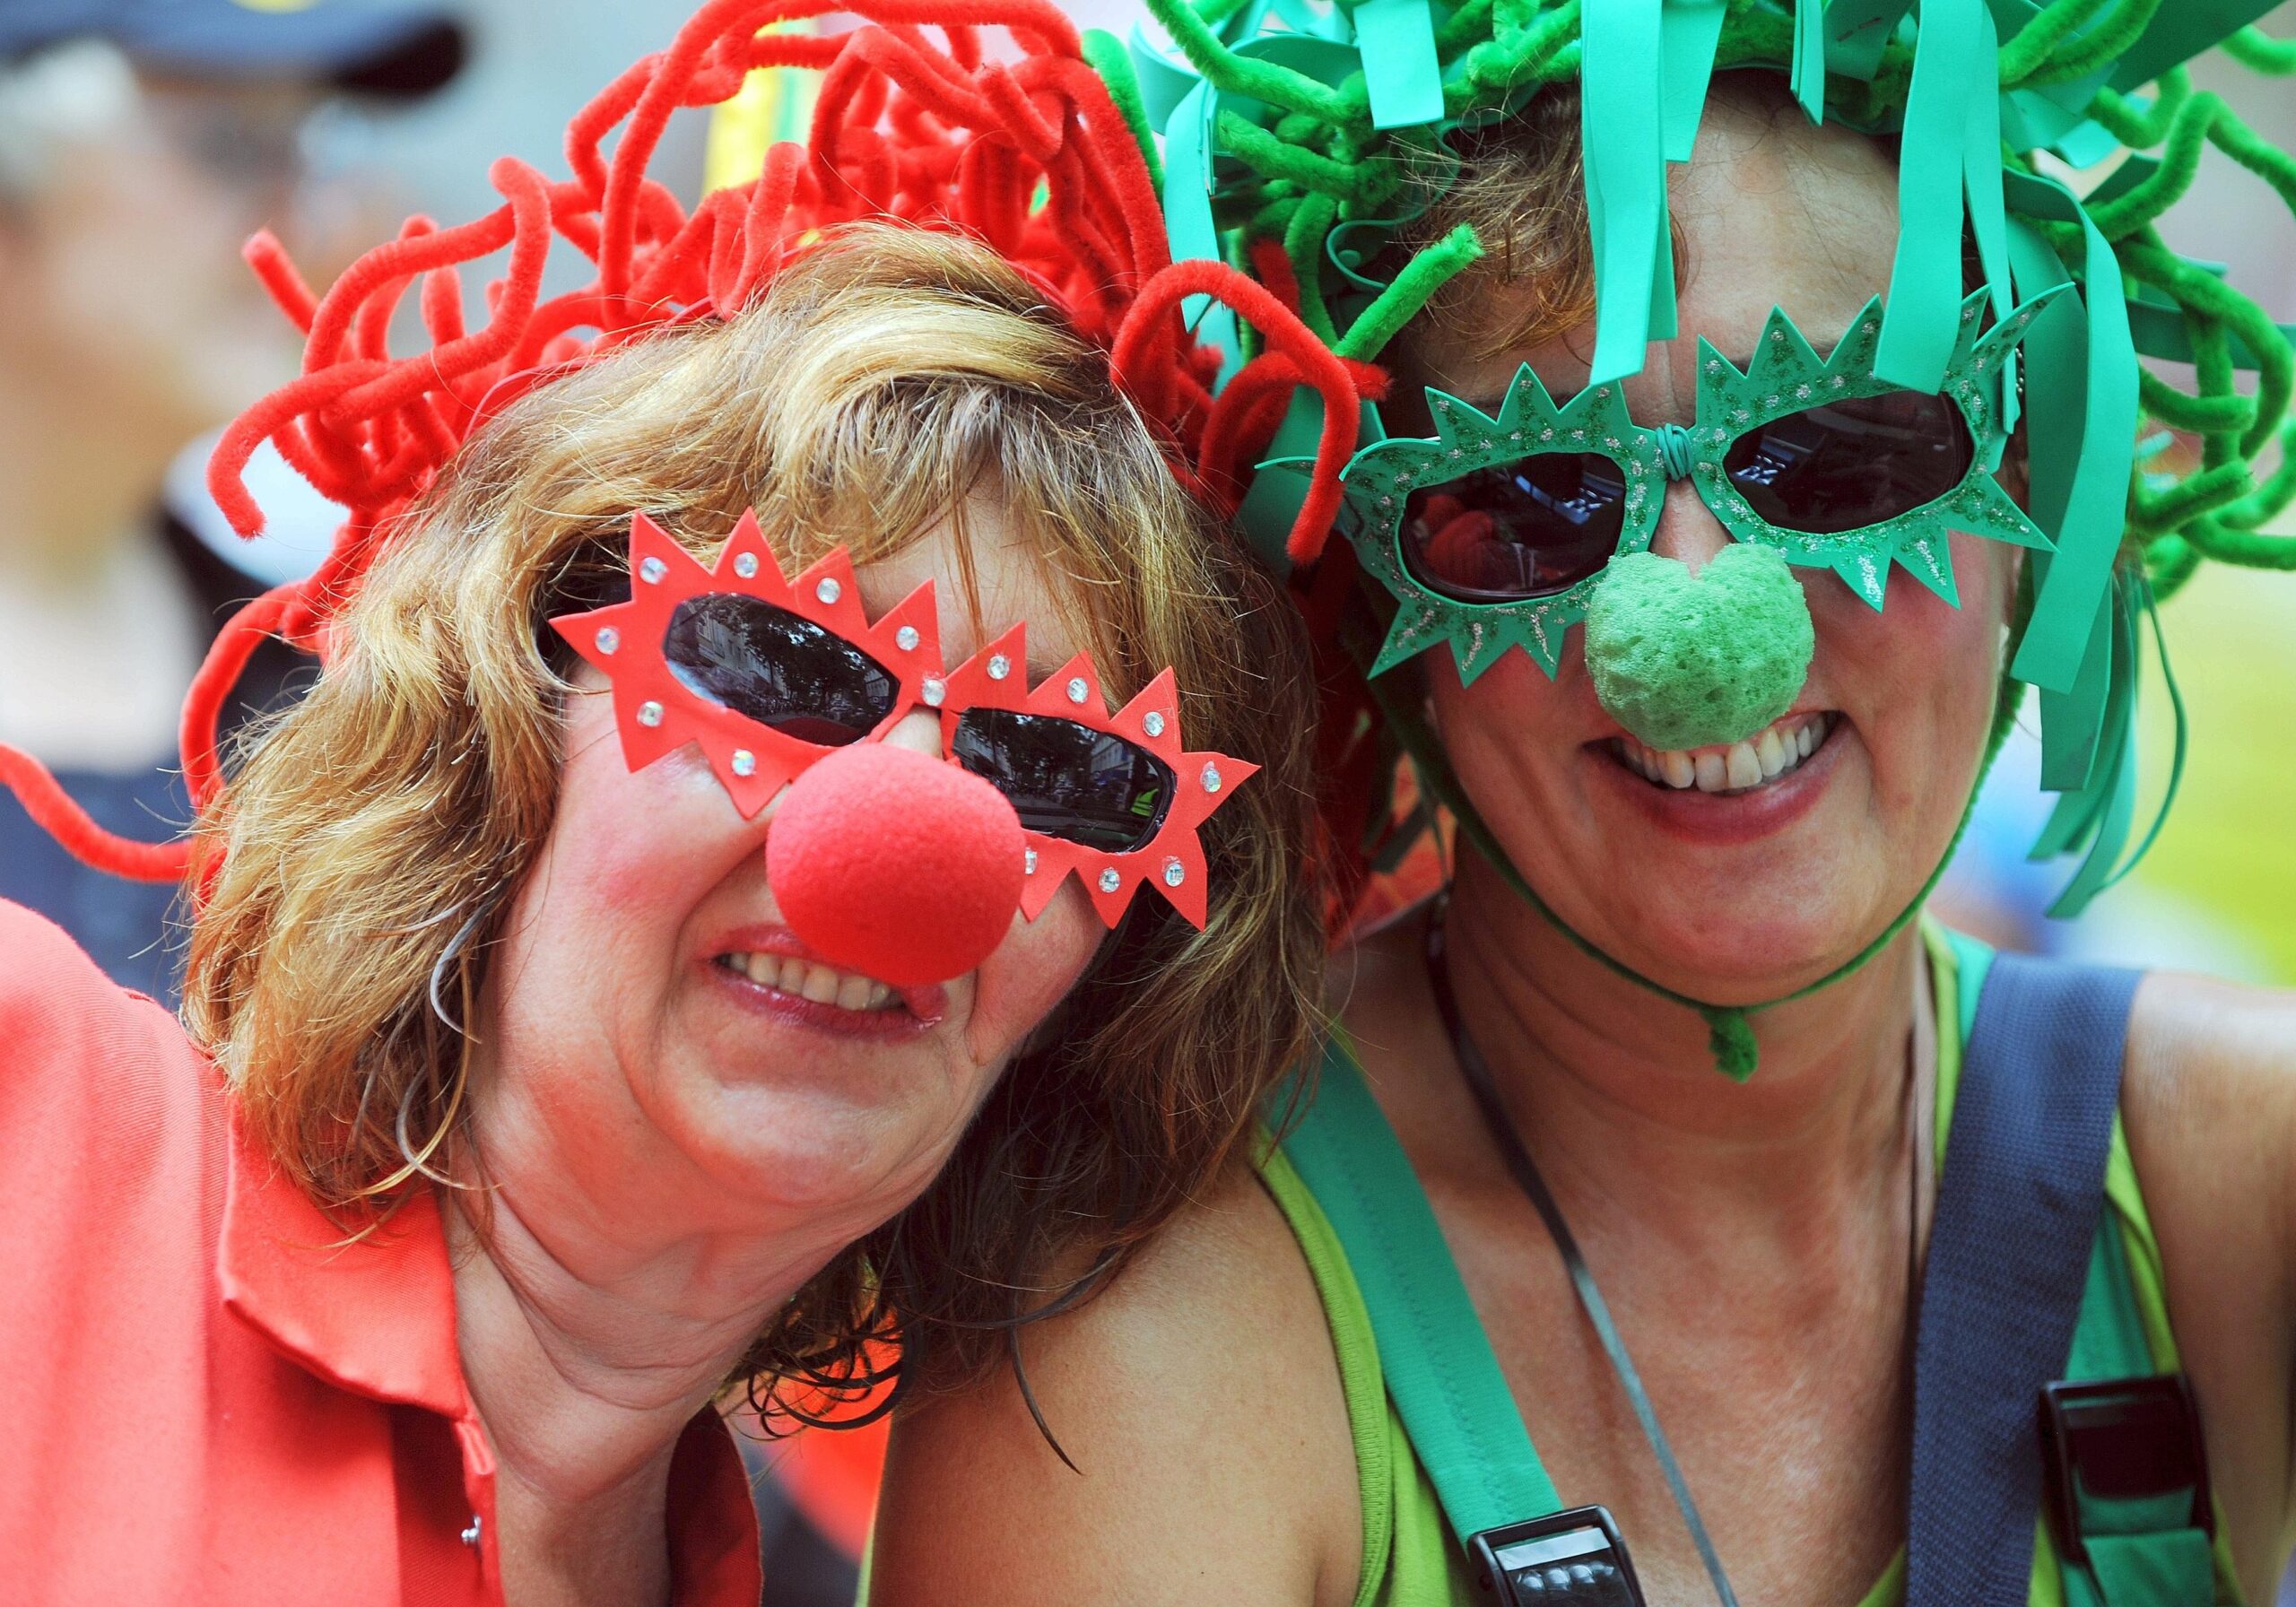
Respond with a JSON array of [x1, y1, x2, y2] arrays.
[[663, 594, 897, 746], [1722, 390, 1972, 535], [951, 708, 1175, 855], [1396, 454, 1627, 602]]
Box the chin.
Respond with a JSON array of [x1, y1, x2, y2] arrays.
[[653, 1039, 970, 1212], [1608, 888, 1860, 1002]]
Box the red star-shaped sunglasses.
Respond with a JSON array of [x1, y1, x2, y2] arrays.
[[550, 513, 1256, 928]]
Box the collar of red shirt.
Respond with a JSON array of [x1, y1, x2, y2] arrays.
[[217, 1106, 471, 1415], [213, 1101, 765, 1603]]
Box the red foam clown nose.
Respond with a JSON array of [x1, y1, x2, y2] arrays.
[[766, 743, 1028, 987]]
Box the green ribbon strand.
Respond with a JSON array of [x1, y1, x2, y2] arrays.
[[1875, 0, 1983, 391], [2005, 171, 2141, 693], [1582, 0, 1674, 383]]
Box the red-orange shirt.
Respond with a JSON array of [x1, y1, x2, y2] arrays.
[[0, 899, 765, 1605]]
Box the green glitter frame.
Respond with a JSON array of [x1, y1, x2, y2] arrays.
[[1341, 289, 2066, 682]]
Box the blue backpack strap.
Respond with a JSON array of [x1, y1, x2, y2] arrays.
[[1904, 950, 2148, 1607], [1278, 1036, 1567, 1540]]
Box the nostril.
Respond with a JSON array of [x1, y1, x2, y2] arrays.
[[766, 744, 1026, 987]]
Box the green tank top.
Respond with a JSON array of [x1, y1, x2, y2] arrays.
[[1254, 925, 2244, 1607]]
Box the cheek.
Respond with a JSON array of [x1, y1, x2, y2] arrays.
[[1813, 533, 2009, 790], [963, 883, 1103, 1067], [502, 709, 759, 995], [1428, 650, 1588, 804]]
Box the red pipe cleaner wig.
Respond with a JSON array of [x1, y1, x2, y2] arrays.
[[0, 0, 1368, 883]]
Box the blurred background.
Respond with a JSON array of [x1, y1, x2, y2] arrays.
[[0, 1, 2285, 1603]]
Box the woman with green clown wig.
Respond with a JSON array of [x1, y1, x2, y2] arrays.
[[873, 4, 2296, 1607]]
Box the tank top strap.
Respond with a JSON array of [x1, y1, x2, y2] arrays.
[[1255, 1130, 1398, 1607], [1274, 1035, 1568, 1541]]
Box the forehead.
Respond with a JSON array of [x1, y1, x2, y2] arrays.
[[848, 497, 1084, 679], [1667, 94, 1901, 354], [1416, 85, 1902, 414]]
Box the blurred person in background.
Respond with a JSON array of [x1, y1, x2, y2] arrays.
[[0, 8, 873, 1598], [0, 0, 463, 998]]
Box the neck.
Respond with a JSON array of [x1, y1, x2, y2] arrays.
[[1442, 850, 1919, 1221], [447, 1168, 828, 1606]]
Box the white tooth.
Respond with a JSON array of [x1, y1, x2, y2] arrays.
[[866, 982, 891, 1011], [1726, 742, 1763, 790], [763, 955, 796, 992], [835, 972, 873, 1012], [1694, 751, 1728, 793], [744, 953, 775, 986], [1662, 750, 1696, 789], [1642, 744, 1665, 779], [1798, 720, 1817, 758], [1622, 742, 1648, 778], [801, 963, 840, 1004], [1756, 728, 1787, 779]]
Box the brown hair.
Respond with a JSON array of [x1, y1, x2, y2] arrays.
[[1397, 83, 1604, 365], [182, 224, 1323, 1412]]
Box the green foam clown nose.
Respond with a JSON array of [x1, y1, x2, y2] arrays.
[[1583, 546, 1814, 752]]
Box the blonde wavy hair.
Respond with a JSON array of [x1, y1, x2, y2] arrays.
[[182, 224, 1323, 1411]]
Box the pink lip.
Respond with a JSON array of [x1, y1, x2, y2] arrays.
[[700, 923, 950, 1030], [1583, 717, 1848, 847]]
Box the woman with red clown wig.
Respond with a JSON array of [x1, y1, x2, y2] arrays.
[[0, 3, 1376, 1601]]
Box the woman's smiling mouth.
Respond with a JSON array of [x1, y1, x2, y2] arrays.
[[705, 927, 950, 1038], [1611, 710, 1838, 795], [1587, 708, 1848, 847], [718, 951, 900, 1012]]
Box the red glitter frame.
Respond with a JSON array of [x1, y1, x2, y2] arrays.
[[552, 513, 1253, 929]]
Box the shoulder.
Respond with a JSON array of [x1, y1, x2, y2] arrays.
[[2118, 971, 2296, 1559], [873, 1155, 1362, 1607], [0, 894, 119, 1005], [0, 895, 212, 1185], [2121, 969, 2296, 1221], [0, 893, 171, 1038]]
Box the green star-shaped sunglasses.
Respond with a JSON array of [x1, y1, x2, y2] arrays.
[[1338, 287, 2066, 684]]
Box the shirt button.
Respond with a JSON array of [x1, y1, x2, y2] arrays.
[[460, 1515, 483, 1548]]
